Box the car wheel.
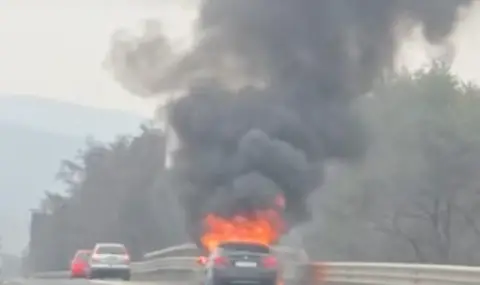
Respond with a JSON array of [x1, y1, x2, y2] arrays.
[[263, 278, 277, 285], [122, 272, 131, 281], [211, 278, 224, 285]]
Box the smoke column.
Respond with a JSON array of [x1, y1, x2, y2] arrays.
[[105, 0, 472, 244]]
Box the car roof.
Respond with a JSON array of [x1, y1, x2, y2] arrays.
[[217, 241, 270, 247], [215, 241, 272, 254], [76, 249, 92, 253]]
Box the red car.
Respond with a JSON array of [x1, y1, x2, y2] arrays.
[[70, 249, 92, 278]]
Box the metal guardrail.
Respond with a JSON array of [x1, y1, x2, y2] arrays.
[[30, 244, 480, 284], [300, 262, 480, 285], [143, 243, 197, 259], [131, 256, 196, 273]]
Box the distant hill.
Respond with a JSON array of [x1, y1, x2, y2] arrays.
[[0, 95, 146, 141], [0, 95, 147, 254], [0, 121, 82, 207]]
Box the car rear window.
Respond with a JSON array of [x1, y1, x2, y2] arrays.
[[75, 251, 91, 260], [218, 242, 270, 254], [95, 245, 127, 255]]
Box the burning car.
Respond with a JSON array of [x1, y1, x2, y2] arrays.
[[198, 241, 281, 285], [196, 199, 285, 285]]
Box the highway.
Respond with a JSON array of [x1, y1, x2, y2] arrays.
[[12, 280, 165, 285], [18, 243, 480, 284]]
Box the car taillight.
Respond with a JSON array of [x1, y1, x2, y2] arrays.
[[124, 255, 130, 263], [197, 256, 207, 265], [262, 256, 278, 268], [213, 256, 228, 267]]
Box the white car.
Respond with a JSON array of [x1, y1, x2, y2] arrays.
[[88, 243, 131, 280]]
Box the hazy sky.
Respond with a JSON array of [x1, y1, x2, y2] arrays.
[[0, 1, 480, 117], [0, 0, 199, 116]]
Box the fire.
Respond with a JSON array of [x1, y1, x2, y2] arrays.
[[200, 206, 285, 252]]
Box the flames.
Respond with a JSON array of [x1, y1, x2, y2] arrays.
[[200, 195, 286, 252]]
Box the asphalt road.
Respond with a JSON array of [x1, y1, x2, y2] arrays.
[[10, 279, 165, 285]]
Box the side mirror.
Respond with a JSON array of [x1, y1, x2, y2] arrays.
[[197, 256, 207, 265]]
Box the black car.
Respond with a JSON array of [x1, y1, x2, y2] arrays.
[[201, 241, 280, 285]]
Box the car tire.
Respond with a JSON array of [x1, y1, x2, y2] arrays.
[[121, 272, 131, 281], [211, 277, 224, 285], [263, 278, 277, 285]]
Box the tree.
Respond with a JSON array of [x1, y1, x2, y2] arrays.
[[303, 63, 480, 264], [28, 125, 189, 271]]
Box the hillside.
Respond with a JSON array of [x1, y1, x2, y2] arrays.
[[0, 95, 147, 254], [0, 95, 146, 141]]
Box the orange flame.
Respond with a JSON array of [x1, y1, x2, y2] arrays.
[[200, 196, 285, 252]]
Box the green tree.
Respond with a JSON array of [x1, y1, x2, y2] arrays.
[[29, 125, 189, 271], [304, 63, 480, 264]]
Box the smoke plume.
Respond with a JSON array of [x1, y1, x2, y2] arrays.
[[106, 0, 472, 244]]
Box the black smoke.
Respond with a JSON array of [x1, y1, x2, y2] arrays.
[[105, 0, 472, 245]]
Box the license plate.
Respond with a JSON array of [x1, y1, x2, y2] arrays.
[[235, 261, 257, 267], [108, 257, 120, 263]]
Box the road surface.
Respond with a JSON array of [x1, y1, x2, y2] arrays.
[[8, 279, 167, 285]]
